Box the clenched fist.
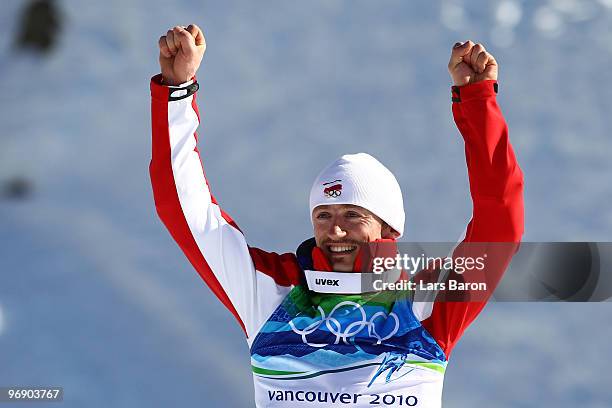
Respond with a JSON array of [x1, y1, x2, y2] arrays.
[[158, 24, 206, 86], [448, 41, 497, 87]]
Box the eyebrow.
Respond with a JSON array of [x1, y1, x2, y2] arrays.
[[314, 205, 358, 211]]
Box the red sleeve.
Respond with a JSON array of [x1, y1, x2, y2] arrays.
[[421, 80, 524, 357]]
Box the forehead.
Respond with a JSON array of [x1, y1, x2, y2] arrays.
[[312, 204, 370, 213]]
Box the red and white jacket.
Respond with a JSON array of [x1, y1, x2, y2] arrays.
[[150, 75, 524, 407]]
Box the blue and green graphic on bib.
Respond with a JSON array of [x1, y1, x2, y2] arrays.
[[250, 286, 447, 384]]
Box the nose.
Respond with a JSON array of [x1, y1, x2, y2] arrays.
[[328, 222, 347, 239]]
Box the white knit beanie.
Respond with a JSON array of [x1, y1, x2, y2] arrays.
[[309, 153, 405, 237]]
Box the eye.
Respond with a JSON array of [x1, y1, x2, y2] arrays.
[[315, 212, 331, 219], [346, 211, 361, 218]]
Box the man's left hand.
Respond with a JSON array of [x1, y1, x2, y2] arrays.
[[448, 41, 498, 87]]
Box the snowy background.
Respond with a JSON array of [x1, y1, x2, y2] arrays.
[[1, 0, 612, 406]]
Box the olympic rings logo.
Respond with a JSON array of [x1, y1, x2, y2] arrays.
[[289, 301, 400, 348], [323, 182, 342, 198]]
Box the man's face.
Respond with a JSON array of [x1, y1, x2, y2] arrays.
[[312, 204, 394, 272]]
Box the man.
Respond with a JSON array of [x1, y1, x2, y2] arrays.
[[150, 24, 523, 408]]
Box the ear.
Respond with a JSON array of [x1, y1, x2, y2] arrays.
[[381, 222, 400, 239]]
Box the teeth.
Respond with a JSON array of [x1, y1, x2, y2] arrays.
[[329, 245, 356, 253]]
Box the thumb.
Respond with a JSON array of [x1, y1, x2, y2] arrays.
[[186, 24, 206, 47], [448, 40, 473, 68]]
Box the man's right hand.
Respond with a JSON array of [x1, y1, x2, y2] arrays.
[[158, 24, 206, 86]]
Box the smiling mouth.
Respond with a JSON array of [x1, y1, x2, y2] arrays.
[[327, 244, 358, 255]]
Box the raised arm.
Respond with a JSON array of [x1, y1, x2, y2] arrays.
[[421, 41, 524, 356], [149, 25, 300, 340], [448, 41, 523, 243]]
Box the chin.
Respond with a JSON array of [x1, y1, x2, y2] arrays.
[[332, 263, 353, 272]]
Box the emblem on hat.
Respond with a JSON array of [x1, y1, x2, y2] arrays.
[[323, 180, 342, 198]]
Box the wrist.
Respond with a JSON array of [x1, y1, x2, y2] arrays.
[[161, 77, 180, 86], [451, 80, 498, 103], [161, 75, 193, 87]]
